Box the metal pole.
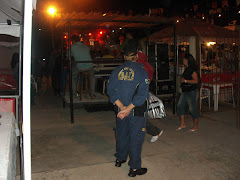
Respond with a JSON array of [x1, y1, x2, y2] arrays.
[[146, 28, 150, 56], [68, 20, 74, 124], [235, 35, 240, 129], [173, 23, 177, 114], [155, 44, 158, 95], [22, 0, 33, 179], [61, 30, 66, 108], [195, 35, 201, 112], [19, 25, 23, 97], [50, 21, 55, 50]]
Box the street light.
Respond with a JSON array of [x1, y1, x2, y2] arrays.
[[48, 6, 56, 17], [47, 6, 57, 48]]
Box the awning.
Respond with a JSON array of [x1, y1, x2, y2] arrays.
[[55, 11, 173, 29], [149, 19, 240, 43]]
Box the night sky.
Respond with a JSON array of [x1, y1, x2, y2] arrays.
[[36, 0, 193, 13]]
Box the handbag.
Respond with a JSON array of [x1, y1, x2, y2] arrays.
[[147, 93, 166, 119]]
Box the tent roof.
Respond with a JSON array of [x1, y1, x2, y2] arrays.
[[149, 19, 239, 42], [55, 11, 173, 29]]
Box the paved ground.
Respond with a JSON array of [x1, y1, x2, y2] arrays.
[[16, 88, 240, 180]]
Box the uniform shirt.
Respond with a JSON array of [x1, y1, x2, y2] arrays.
[[71, 42, 93, 69], [107, 61, 149, 107]]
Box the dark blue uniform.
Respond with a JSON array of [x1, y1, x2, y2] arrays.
[[107, 60, 149, 169]]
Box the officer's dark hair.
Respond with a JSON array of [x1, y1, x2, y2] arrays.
[[71, 35, 80, 42], [123, 39, 138, 56]]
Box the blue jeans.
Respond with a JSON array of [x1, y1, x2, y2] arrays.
[[177, 90, 199, 119]]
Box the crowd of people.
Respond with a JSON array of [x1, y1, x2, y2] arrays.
[[202, 43, 239, 72]]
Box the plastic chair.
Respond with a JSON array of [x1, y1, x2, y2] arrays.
[[200, 85, 211, 110]]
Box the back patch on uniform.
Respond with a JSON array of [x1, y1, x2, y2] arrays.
[[118, 67, 134, 81], [142, 128, 146, 131]]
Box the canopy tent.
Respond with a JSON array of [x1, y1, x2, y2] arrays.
[[148, 19, 240, 44], [55, 11, 173, 29], [54, 11, 175, 124]]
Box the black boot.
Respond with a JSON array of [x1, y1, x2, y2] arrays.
[[128, 168, 147, 177], [115, 159, 126, 167]]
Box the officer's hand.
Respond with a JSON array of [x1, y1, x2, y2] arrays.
[[118, 106, 127, 119], [120, 106, 127, 111], [117, 108, 130, 120]]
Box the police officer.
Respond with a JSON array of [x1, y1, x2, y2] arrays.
[[107, 39, 149, 177]]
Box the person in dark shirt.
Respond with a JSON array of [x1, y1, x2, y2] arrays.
[[176, 54, 200, 132]]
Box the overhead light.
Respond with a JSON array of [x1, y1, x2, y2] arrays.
[[47, 6, 56, 17], [207, 42, 216, 46]]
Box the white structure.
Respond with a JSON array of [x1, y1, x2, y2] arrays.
[[0, 0, 37, 179]]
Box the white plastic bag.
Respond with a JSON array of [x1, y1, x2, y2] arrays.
[[147, 93, 166, 119]]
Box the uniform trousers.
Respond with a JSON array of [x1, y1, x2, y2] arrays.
[[115, 114, 146, 169]]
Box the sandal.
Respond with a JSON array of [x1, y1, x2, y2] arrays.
[[176, 127, 186, 131], [188, 129, 198, 132]]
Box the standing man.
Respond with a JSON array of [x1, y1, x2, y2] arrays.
[[107, 39, 149, 177], [71, 35, 95, 98]]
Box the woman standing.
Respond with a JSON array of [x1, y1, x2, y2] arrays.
[[176, 54, 200, 132]]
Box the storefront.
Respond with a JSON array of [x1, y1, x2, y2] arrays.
[[147, 19, 240, 113]]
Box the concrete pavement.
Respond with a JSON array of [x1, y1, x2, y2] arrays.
[[16, 91, 240, 180]]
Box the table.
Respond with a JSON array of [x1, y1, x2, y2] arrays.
[[203, 82, 235, 111], [0, 112, 18, 180]]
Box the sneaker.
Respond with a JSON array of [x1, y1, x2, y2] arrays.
[[150, 130, 163, 143], [128, 168, 147, 177], [115, 159, 126, 167]]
